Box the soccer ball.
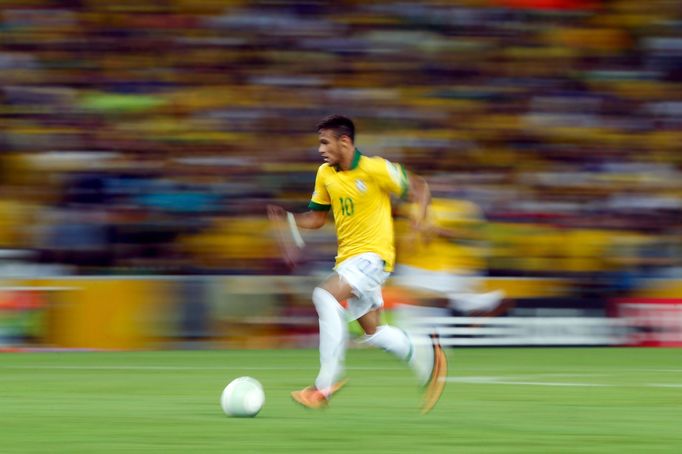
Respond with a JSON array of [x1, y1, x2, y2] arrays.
[[220, 376, 265, 417]]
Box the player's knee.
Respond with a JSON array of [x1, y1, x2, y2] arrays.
[[317, 274, 355, 302], [312, 287, 346, 319]]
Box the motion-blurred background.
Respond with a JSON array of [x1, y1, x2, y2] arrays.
[[0, 0, 680, 350]]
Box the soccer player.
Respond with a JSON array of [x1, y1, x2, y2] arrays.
[[267, 115, 447, 414]]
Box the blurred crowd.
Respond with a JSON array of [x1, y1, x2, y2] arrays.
[[0, 0, 680, 284]]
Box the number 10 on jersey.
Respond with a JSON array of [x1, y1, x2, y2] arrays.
[[339, 197, 354, 216]]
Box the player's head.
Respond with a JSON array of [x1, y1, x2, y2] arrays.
[[317, 115, 355, 143], [316, 115, 355, 166]]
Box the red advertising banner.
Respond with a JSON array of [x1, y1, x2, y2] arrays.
[[614, 298, 682, 347]]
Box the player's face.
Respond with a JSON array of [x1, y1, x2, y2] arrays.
[[318, 129, 344, 165]]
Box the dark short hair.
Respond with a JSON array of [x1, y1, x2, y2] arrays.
[[316, 115, 355, 142]]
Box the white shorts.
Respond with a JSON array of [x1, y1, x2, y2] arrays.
[[335, 253, 390, 321]]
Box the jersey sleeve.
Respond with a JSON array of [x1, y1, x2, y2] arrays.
[[308, 165, 332, 211], [366, 156, 409, 199]]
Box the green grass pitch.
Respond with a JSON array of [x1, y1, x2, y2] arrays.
[[1, 348, 681, 453]]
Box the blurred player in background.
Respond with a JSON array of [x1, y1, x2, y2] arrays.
[[394, 197, 506, 315], [268, 115, 447, 414]]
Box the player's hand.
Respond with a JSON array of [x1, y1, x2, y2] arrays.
[[267, 204, 286, 222], [267, 204, 302, 269]]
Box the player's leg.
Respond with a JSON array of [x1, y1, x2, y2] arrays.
[[314, 275, 354, 396], [358, 304, 434, 386], [358, 308, 412, 359], [356, 308, 380, 334], [291, 273, 352, 409], [378, 267, 452, 414], [338, 255, 428, 379]]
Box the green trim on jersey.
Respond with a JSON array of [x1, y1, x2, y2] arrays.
[[334, 148, 362, 172], [308, 201, 331, 211], [350, 148, 361, 170]]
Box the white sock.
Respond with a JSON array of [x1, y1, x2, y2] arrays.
[[362, 325, 412, 360], [363, 324, 434, 386], [312, 287, 348, 396]]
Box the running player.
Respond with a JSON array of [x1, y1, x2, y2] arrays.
[[267, 115, 447, 414]]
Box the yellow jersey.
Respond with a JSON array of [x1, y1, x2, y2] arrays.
[[396, 198, 486, 272], [309, 149, 408, 271]]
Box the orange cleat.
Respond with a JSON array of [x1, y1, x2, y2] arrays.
[[421, 333, 448, 415], [291, 378, 349, 409], [291, 386, 328, 409]]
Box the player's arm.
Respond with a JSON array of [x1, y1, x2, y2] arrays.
[[289, 209, 328, 230], [267, 162, 331, 228], [369, 156, 431, 230], [267, 204, 313, 268], [406, 172, 431, 232], [267, 205, 327, 231]]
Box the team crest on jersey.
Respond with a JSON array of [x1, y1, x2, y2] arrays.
[[355, 179, 367, 193]]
